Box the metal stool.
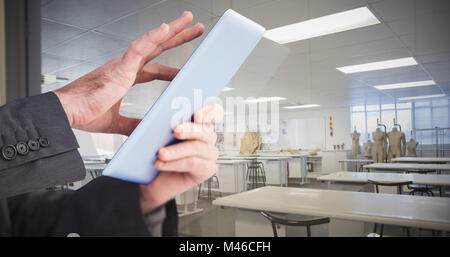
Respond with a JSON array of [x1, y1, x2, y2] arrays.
[[408, 184, 434, 196], [198, 175, 221, 200], [368, 180, 413, 237], [407, 169, 435, 197], [246, 161, 266, 189], [260, 211, 330, 237]]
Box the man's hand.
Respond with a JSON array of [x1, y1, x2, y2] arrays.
[[139, 104, 223, 214], [54, 12, 225, 214], [54, 11, 204, 136]]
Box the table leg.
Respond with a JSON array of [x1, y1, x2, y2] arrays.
[[242, 163, 247, 192], [208, 178, 212, 200], [279, 160, 283, 187], [299, 157, 308, 185]]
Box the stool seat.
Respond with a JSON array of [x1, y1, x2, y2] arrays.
[[408, 184, 434, 196], [260, 211, 330, 237]]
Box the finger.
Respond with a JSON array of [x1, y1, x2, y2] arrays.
[[145, 21, 204, 62], [174, 122, 217, 144], [159, 23, 204, 54], [121, 11, 193, 72], [158, 140, 219, 162], [194, 104, 224, 125], [155, 156, 217, 174], [134, 63, 180, 84]]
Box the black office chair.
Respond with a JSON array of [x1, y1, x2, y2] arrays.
[[368, 180, 413, 237], [260, 211, 330, 237]]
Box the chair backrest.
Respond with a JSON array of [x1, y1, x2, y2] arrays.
[[260, 211, 330, 237], [367, 180, 413, 194]]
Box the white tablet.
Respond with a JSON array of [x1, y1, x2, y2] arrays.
[[102, 9, 265, 184]]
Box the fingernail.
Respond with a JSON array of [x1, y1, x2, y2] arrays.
[[159, 148, 170, 159]]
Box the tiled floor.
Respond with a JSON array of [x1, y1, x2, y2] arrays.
[[177, 178, 449, 237]]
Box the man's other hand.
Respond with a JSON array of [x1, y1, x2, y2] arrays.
[[54, 11, 204, 136]]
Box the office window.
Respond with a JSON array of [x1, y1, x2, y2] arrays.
[[352, 99, 449, 147], [381, 109, 395, 131], [351, 111, 365, 140], [397, 109, 412, 138], [367, 111, 380, 140]]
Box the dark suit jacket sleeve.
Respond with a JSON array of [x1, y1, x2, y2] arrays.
[[0, 92, 178, 236], [0, 92, 85, 198]]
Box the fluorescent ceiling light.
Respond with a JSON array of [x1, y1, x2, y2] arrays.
[[397, 94, 446, 101], [223, 87, 235, 91], [337, 57, 418, 74], [244, 97, 286, 103], [374, 80, 436, 90], [283, 104, 320, 109], [264, 7, 380, 44]]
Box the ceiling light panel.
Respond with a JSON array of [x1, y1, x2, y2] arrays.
[[244, 97, 286, 103], [336, 57, 418, 74], [264, 7, 380, 44], [397, 94, 446, 101], [283, 104, 320, 109], [374, 80, 436, 90]]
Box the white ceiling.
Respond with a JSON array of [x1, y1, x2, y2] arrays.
[[41, 0, 450, 111]]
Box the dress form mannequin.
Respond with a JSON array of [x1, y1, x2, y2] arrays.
[[372, 128, 387, 163], [406, 138, 419, 157], [387, 127, 406, 161], [363, 134, 373, 159], [350, 128, 361, 156]]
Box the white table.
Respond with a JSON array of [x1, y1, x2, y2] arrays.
[[318, 171, 450, 186], [339, 159, 373, 172], [392, 157, 450, 164], [364, 163, 450, 173], [318, 171, 450, 196], [218, 155, 293, 187], [213, 186, 450, 236], [216, 160, 253, 192]]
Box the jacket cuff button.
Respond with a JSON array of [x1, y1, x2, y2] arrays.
[[38, 137, 50, 148], [28, 140, 40, 151], [2, 145, 17, 161], [16, 142, 30, 155]]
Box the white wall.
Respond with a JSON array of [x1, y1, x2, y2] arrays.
[[73, 129, 125, 157], [279, 107, 351, 151]]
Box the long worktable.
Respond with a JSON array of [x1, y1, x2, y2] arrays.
[[218, 154, 308, 186], [317, 171, 450, 196], [339, 159, 373, 171], [392, 157, 450, 164], [364, 163, 450, 173], [317, 171, 450, 186], [213, 186, 450, 236]]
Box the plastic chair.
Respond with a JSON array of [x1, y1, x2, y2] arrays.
[[260, 211, 330, 237]]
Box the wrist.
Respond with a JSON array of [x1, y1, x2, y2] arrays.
[[53, 90, 74, 127], [139, 185, 164, 215]]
